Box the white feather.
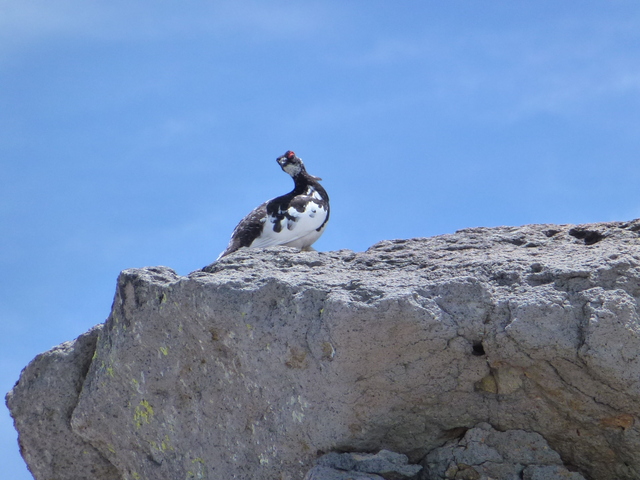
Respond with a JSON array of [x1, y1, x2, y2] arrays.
[[249, 201, 328, 249]]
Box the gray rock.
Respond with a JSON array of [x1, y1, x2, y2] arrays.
[[6, 220, 640, 480], [304, 465, 385, 480], [422, 423, 586, 480], [5, 325, 120, 480], [317, 450, 422, 479], [523, 465, 587, 480], [317, 452, 359, 471]]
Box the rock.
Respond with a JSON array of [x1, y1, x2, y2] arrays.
[[5, 325, 120, 480], [314, 450, 422, 479], [422, 423, 586, 479], [522, 465, 587, 480], [6, 220, 640, 480], [304, 465, 385, 480]]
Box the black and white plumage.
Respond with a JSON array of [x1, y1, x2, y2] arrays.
[[217, 150, 330, 259]]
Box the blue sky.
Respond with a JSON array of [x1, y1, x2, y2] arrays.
[[2, 1, 640, 477]]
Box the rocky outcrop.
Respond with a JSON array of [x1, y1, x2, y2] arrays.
[[5, 326, 120, 480], [423, 423, 586, 480], [6, 220, 640, 480], [306, 450, 422, 479]]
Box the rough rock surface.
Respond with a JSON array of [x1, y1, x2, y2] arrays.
[[423, 423, 586, 480], [5, 326, 120, 480], [307, 450, 422, 479], [6, 220, 640, 480]]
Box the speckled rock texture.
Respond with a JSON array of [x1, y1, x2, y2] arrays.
[[422, 423, 586, 480], [6, 220, 640, 480], [5, 326, 120, 480], [307, 450, 422, 479]]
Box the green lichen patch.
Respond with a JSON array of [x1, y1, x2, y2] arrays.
[[186, 457, 207, 479], [134, 400, 154, 428]]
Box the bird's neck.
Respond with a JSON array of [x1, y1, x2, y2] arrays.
[[291, 172, 313, 192]]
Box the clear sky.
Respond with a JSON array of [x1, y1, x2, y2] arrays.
[[2, 1, 640, 478]]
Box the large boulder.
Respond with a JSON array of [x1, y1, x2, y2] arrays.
[[6, 220, 640, 480], [5, 326, 120, 480], [422, 423, 586, 480]]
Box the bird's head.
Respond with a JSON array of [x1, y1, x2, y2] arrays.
[[277, 150, 323, 181], [276, 150, 305, 177]]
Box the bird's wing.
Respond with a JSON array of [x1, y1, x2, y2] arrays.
[[217, 203, 268, 258]]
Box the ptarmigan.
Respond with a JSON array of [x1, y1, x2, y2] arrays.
[[217, 150, 330, 259]]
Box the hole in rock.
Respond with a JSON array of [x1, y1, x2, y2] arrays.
[[438, 427, 468, 442], [471, 342, 486, 356], [568, 228, 605, 245]]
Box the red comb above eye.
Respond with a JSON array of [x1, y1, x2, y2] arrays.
[[286, 151, 295, 159]]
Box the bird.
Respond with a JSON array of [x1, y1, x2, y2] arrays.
[[217, 150, 330, 259]]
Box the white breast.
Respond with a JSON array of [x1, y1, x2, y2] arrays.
[[249, 199, 328, 250]]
